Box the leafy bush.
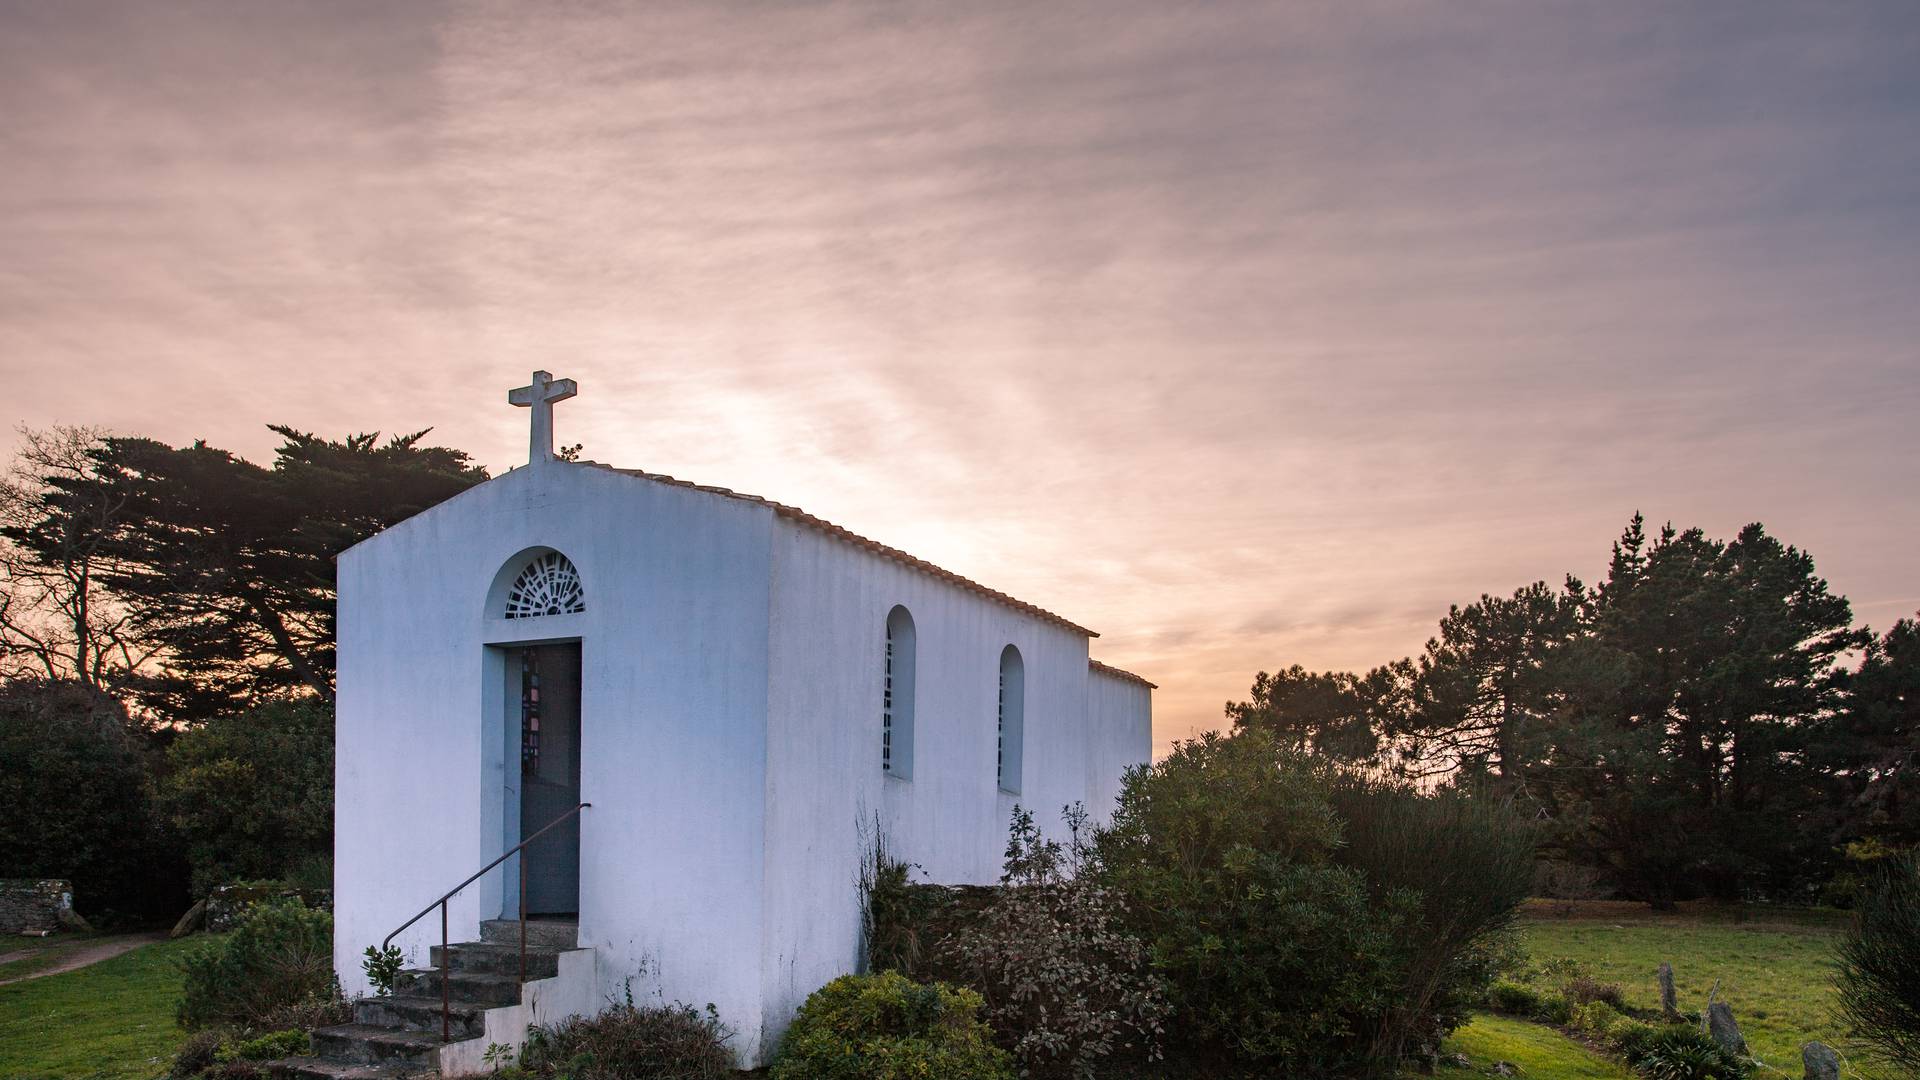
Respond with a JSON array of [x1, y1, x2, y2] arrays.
[[216, 1030, 310, 1062], [362, 944, 404, 996], [1623, 1026, 1750, 1080], [256, 989, 353, 1033], [177, 898, 336, 1029], [1836, 852, 1920, 1071], [170, 1030, 225, 1078], [1486, 980, 1541, 1015], [160, 699, 334, 896], [1326, 776, 1537, 1061], [771, 972, 1013, 1080], [521, 998, 734, 1080], [1098, 729, 1506, 1072], [1565, 973, 1627, 1010], [943, 805, 1167, 1078], [1608, 1019, 1661, 1059], [168, 1029, 309, 1079], [1568, 1000, 1624, 1040], [858, 817, 944, 978], [283, 852, 333, 894], [1533, 993, 1574, 1026], [0, 678, 185, 920]]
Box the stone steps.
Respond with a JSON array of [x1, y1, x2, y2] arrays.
[[393, 968, 527, 1007], [480, 918, 578, 949], [428, 941, 562, 979], [268, 922, 579, 1077], [270, 1056, 430, 1080], [354, 994, 493, 1040], [310, 1024, 444, 1067]]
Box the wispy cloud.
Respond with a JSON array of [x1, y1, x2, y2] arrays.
[[3, 1, 1917, 754]]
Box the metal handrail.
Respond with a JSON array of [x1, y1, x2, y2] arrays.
[[380, 801, 589, 1042]]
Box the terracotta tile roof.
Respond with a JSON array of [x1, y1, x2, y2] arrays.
[[1088, 658, 1157, 689], [590, 463, 1098, 638]]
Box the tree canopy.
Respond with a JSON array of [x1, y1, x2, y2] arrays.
[[3, 426, 484, 721], [1231, 513, 1903, 904]]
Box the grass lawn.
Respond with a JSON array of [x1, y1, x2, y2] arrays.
[[0, 935, 108, 984], [1437, 1013, 1631, 1079], [1514, 899, 1898, 1079], [0, 936, 198, 1080]]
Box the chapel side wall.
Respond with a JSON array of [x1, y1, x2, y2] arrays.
[[759, 518, 1135, 1046], [335, 463, 774, 1064], [1084, 670, 1153, 819], [337, 494, 495, 996]]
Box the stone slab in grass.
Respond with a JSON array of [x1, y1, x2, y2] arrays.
[[1517, 908, 1900, 1078]]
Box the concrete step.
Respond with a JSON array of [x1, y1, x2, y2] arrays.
[[429, 940, 562, 978], [480, 918, 577, 949], [309, 1024, 448, 1068], [355, 993, 492, 1038], [268, 1056, 431, 1080], [393, 967, 526, 1007]]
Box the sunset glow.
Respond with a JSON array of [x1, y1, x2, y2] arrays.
[[4, 3, 1916, 754]]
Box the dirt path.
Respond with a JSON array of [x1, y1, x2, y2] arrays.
[[0, 932, 164, 986]]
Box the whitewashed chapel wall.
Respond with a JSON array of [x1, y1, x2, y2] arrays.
[[758, 516, 1151, 1047], [335, 462, 776, 1062]]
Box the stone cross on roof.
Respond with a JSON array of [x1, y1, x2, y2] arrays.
[[509, 370, 578, 467]]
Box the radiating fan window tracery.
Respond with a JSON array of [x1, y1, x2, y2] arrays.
[[504, 551, 585, 618]]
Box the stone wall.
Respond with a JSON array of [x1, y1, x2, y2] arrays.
[[0, 879, 73, 934], [870, 882, 1000, 981], [205, 882, 332, 932]]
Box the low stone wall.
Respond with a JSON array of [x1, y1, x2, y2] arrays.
[[0, 879, 73, 935], [205, 882, 332, 932]]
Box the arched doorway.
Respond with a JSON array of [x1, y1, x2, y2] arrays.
[[509, 641, 581, 915], [485, 548, 588, 918]]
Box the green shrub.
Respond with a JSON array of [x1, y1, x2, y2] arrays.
[[169, 1030, 224, 1078], [1623, 1026, 1750, 1080], [160, 699, 334, 896], [283, 852, 333, 893], [860, 820, 935, 977], [1533, 994, 1574, 1026], [1565, 973, 1627, 1009], [1568, 1000, 1623, 1039], [1326, 777, 1537, 1061], [521, 999, 733, 1080], [1836, 852, 1920, 1072], [177, 898, 336, 1029], [942, 806, 1168, 1077], [1609, 1018, 1661, 1058], [215, 1029, 310, 1062], [0, 678, 186, 921], [1486, 980, 1542, 1015], [771, 972, 1013, 1080], [1095, 730, 1432, 1070], [256, 988, 353, 1032], [362, 944, 404, 996]]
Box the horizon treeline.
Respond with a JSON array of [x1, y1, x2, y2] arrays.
[[0, 424, 486, 919], [1230, 513, 1918, 905]]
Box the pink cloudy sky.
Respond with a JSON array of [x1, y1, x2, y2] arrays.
[[3, 2, 1917, 754]]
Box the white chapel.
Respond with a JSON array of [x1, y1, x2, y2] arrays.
[[325, 373, 1153, 1074]]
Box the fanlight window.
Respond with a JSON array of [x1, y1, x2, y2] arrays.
[[504, 551, 585, 619]]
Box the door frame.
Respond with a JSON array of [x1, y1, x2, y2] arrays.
[[480, 620, 585, 920]]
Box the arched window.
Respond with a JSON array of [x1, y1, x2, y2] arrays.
[[883, 606, 916, 778], [504, 551, 585, 619], [997, 644, 1024, 794]]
